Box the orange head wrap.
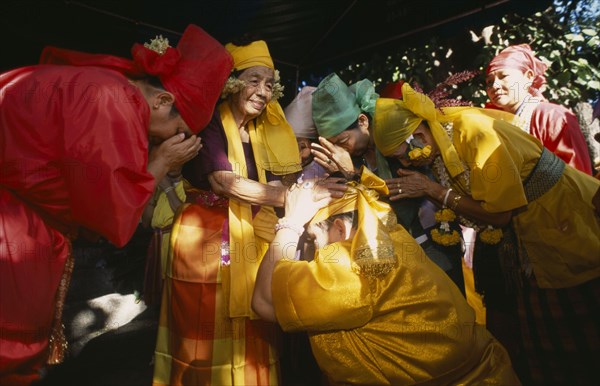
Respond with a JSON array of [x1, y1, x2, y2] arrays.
[[40, 25, 233, 134]]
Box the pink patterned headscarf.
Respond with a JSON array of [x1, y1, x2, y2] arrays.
[[487, 44, 547, 97]]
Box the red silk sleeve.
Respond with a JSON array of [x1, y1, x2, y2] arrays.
[[0, 65, 154, 246], [530, 103, 593, 174]]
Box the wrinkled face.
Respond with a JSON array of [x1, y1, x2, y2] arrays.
[[327, 123, 371, 157], [147, 93, 193, 145], [485, 68, 533, 113], [231, 66, 274, 120], [388, 123, 438, 168], [297, 137, 314, 167]]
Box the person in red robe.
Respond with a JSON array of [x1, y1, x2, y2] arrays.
[[486, 43, 593, 174], [0, 24, 232, 385]]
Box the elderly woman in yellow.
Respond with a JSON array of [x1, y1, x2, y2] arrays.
[[252, 169, 520, 385], [372, 82, 600, 386], [153, 38, 302, 386]]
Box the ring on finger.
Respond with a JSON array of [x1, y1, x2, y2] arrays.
[[326, 158, 332, 164]]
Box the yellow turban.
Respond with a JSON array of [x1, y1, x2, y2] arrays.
[[373, 83, 465, 177], [310, 168, 398, 277], [222, 39, 300, 176], [225, 40, 274, 71]]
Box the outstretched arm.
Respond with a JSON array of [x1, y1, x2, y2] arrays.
[[386, 169, 513, 227], [252, 179, 347, 321], [208, 171, 288, 207], [252, 225, 303, 321]]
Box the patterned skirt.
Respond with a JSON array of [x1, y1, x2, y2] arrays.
[[152, 197, 280, 386], [475, 240, 600, 386]]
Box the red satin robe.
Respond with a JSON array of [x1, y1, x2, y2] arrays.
[[530, 102, 593, 174], [0, 65, 154, 385]]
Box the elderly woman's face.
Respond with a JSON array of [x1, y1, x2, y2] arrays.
[[231, 66, 275, 119], [389, 122, 438, 168]]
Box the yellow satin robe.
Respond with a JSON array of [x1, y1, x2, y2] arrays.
[[446, 108, 600, 288], [272, 225, 520, 385]]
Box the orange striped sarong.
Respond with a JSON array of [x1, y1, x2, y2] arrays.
[[152, 202, 280, 385]]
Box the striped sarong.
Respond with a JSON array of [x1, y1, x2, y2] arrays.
[[152, 201, 280, 386], [516, 276, 600, 385]]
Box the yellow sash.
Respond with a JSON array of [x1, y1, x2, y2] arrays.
[[220, 101, 300, 318]]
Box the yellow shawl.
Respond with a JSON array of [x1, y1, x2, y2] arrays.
[[373, 83, 466, 177], [220, 102, 301, 318]]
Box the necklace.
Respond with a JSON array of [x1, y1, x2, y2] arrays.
[[513, 95, 541, 134]]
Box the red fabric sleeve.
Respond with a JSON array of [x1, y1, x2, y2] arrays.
[[0, 65, 155, 246], [530, 103, 593, 174]]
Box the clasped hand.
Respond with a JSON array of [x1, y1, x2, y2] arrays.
[[385, 169, 433, 201], [149, 133, 202, 171]]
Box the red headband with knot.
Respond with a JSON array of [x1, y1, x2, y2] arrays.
[[486, 44, 547, 96], [40, 24, 233, 134]]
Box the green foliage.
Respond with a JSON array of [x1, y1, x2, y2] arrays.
[[336, 1, 599, 109]]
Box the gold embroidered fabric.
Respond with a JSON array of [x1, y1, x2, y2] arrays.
[[272, 226, 520, 384], [310, 168, 397, 277]]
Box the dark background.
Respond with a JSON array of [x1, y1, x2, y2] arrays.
[[2, 0, 552, 106]]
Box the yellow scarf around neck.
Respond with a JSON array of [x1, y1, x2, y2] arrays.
[[219, 101, 300, 317]]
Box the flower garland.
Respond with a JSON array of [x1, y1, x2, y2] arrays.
[[479, 225, 503, 244], [431, 208, 461, 246], [408, 145, 432, 161], [403, 140, 460, 246], [144, 35, 170, 55], [431, 122, 503, 245]]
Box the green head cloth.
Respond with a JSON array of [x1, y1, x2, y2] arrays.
[[312, 73, 378, 138]]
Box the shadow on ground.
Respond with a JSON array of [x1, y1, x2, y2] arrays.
[[35, 227, 158, 386], [33, 226, 324, 386]]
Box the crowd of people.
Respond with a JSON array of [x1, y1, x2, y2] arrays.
[[1, 23, 599, 386]]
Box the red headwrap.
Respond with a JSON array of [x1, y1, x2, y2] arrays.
[[379, 81, 405, 99], [40, 24, 233, 133], [486, 44, 547, 97]]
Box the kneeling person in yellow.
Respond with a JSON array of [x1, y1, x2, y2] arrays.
[[252, 169, 520, 385]]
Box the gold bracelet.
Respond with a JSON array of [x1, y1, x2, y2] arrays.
[[450, 193, 462, 210]]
